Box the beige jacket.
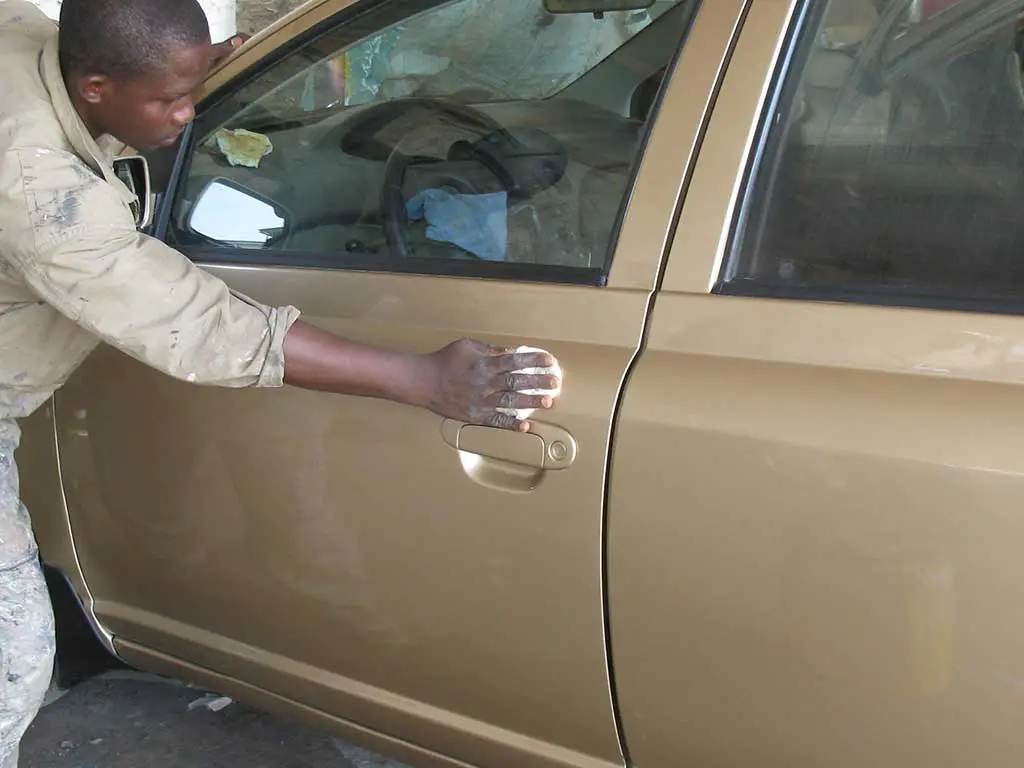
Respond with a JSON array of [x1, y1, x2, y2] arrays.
[[0, 1, 301, 422]]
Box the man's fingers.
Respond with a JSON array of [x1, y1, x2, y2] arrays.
[[510, 350, 556, 370], [485, 350, 555, 375], [487, 412, 530, 432], [499, 372, 561, 392], [462, 338, 504, 355], [492, 392, 554, 411]]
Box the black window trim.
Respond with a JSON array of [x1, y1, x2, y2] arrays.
[[150, 0, 700, 288], [715, 0, 1024, 319], [714, 0, 818, 290]]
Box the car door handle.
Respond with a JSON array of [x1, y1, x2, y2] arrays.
[[440, 418, 578, 470]]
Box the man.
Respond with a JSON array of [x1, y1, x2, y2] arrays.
[[0, 0, 560, 764]]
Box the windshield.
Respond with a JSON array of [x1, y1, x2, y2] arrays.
[[235, 0, 682, 122]]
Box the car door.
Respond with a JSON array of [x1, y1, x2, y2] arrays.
[[611, 0, 1024, 765], [46, 1, 744, 766]]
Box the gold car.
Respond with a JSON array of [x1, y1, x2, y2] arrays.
[[25, 0, 1024, 765]]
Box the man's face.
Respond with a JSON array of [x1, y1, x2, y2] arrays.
[[75, 42, 216, 151]]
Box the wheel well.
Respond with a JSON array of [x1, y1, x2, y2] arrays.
[[44, 564, 128, 690]]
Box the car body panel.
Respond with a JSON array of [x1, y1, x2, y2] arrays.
[[55, 273, 637, 768], [611, 297, 1024, 765], [17, 403, 109, 640], [611, 0, 1024, 764], [25, 1, 747, 767], [116, 640, 478, 768]]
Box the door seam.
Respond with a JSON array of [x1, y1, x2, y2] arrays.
[[598, 1, 754, 763], [48, 394, 116, 653]]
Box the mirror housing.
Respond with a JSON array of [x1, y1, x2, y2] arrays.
[[544, 0, 654, 13], [111, 155, 154, 230], [187, 178, 289, 248]]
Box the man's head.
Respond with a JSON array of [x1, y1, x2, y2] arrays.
[[59, 0, 214, 150]]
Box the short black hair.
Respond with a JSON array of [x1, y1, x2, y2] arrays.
[[58, 0, 211, 79]]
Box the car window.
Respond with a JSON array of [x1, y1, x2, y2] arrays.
[[721, 0, 1024, 309], [168, 0, 698, 283]]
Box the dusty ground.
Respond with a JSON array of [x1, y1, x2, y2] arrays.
[[236, 0, 307, 35], [21, 672, 411, 768]]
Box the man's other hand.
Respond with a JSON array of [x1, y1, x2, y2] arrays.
[[211, 34, 250, 68]]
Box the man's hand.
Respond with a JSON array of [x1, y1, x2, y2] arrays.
[[420, 339, 559, 432], [282, 321, 560, 432], [211, 33, 250, 69]]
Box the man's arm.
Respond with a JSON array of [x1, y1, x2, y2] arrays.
[[7, 148, 559, 432], [282, 321, 559, 432]]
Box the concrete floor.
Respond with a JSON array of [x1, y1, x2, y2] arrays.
[[20, 672, 410, 768]]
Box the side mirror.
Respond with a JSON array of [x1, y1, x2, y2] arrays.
[[543, 0, 654, 13], [112, 155, 154, 230], [187, 178, 289, 248]]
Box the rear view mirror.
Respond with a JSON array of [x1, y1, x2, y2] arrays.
[[544, 0, 654, 13], [112, 155, 154, 230], [188, 178, 288, 248]]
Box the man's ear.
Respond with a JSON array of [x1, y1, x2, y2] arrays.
[[78, 74, 112, 105]]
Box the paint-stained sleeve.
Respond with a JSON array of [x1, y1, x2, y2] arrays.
[[5, 147, 300, 388], [0, 0, 51, 28]]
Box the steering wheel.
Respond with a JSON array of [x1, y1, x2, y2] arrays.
[[379, 98, 516, 259]]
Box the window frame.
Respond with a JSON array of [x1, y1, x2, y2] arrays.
[[150, 0, 698, 287], [715, 0, 1024, 317]]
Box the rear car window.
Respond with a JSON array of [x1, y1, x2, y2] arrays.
[[722, 0, 1024, 310]]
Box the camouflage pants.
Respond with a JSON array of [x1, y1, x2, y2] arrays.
[[0, 420, 56, 768]]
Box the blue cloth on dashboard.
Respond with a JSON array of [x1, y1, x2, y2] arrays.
[[406, 189, 508, 261]]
